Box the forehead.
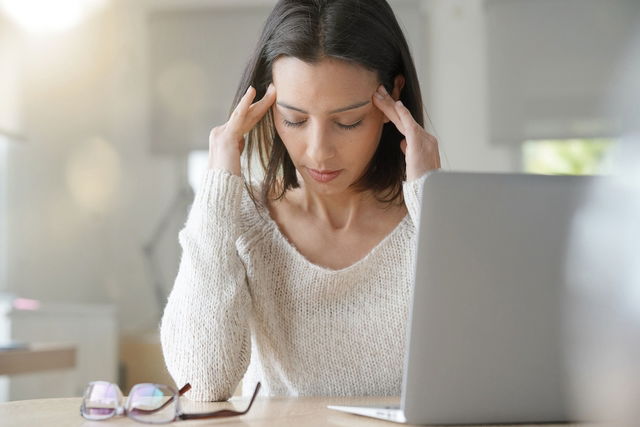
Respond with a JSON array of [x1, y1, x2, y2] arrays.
[[271, 56, 378, 112]]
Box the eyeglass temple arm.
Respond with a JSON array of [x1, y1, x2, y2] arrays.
[[178, 384, 191, 395], [179, 382, 261, 420]]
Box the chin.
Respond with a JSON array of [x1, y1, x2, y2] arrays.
[[304, 177, 365, 199]]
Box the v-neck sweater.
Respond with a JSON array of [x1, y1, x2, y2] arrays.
[[160, 169, 426, 401]]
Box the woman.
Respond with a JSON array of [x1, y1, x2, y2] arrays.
[[160, 0, 440, 401]]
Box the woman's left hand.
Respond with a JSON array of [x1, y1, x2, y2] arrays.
[[373, 84, 441, 181]]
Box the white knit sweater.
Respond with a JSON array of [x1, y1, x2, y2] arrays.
[[160, 168, 426, 401]]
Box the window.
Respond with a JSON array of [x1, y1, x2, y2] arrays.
[[522, 138, 617, 175]]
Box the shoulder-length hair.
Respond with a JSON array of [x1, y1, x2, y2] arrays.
[[231, 0, 424, 206]]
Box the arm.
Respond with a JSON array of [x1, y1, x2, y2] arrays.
[[371, 84, 440, 228], [403, 173, 429, 228], [160, 169, 251, 401], [161, 82, 275, 401]]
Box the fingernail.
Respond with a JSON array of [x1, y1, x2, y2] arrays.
[[376, 85, 387, 98], [375, 87, 385, 100], [267, 83, 275, 93], [246, 85, 253, 94], [397, 100, 404, 107]]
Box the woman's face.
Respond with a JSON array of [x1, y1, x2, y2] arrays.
[[271, 56, 387, 196]]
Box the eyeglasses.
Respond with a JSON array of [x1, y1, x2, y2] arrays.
[[80, 381, 261, 424]]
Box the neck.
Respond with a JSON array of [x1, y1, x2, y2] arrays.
[[299, 185, 379, 231]]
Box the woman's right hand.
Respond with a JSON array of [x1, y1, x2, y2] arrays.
[[208, 83, 276, 175]]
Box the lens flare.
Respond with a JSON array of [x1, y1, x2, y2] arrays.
[[0, 0, 106, 34]]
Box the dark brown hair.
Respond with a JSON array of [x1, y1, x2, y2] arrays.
[[232, 0, 424, 206]]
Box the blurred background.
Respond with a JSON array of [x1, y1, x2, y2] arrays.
[[0, 0, 637, 417]]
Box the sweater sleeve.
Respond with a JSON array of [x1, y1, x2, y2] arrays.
[[403, 173, 429, 228], [160, 168, 252, 401]]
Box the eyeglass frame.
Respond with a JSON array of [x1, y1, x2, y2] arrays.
[[80, 380, 261, 423]]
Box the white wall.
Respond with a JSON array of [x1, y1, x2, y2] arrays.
[[0, 16, 22, 293], [0, 140, 6, 290], [422, 0, 517, 172]]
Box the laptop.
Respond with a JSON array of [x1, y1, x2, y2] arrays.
[[328, 171, 594, 425]]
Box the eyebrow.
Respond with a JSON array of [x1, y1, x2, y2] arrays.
[[276, 100, 370, 114]]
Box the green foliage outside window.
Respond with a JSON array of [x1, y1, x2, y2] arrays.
[[523, 139, 616, 175]]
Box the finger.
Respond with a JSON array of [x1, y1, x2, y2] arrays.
[[244, 83, 277, 131], [373, 85, 404, 132], [400, 139, 407, 155], [394, 100, 437, 154], [228, 86, 257, 131], [394, 100, 420, 135], [372, 85, 406, 134]]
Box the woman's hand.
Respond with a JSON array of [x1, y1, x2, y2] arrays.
[[208, 84, 276, 175], [372, 85, 441, 181]]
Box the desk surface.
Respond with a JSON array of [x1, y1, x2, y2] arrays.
[[0, 395, 586, 427]]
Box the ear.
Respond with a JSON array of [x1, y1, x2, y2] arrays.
[[391, 74, 405, 101]]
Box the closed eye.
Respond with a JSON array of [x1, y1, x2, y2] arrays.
[[338, 120, 362, 130], [281, 119, 363, 130], [282, 119, 305, 128]]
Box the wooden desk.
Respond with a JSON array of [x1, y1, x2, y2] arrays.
[[0, 395, 586, 427]]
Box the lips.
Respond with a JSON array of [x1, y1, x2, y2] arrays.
[[307, 167, 342, 183]]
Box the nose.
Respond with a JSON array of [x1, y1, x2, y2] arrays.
[[306, 122, 336, 165]]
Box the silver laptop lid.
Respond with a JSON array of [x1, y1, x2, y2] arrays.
[[402, 171, 594, 425]]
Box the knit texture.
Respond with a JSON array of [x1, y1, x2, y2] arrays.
[[160, 169, 427, 401]]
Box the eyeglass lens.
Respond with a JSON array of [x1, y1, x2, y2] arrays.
[[81, 381, 122, 420], [127, 383, 178, 424]]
